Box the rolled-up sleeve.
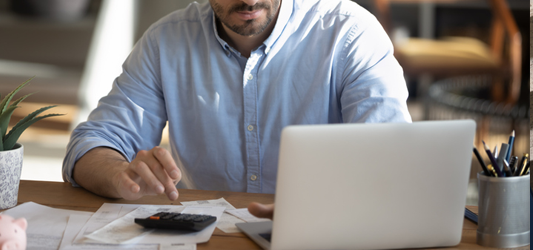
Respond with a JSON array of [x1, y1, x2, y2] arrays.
[[62, 30, 167, 186]]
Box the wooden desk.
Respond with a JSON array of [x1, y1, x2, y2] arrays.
[[6, 180, 529, 250]]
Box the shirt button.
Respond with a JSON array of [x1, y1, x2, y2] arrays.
[[250, 175, 257, 181], [265, 47, 270, 54], [247, 74, 253, 81], [247, 125, 254, 131]]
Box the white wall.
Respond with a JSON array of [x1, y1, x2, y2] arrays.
[[75, 0, 208, 126]]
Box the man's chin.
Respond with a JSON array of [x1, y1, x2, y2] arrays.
[[228, 22, 269, 36]]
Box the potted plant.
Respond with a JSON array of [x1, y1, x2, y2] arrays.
[[0, 77, 63, 209]]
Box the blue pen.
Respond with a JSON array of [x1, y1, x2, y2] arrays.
[[483, 141, 503, 177], [506, 130, 515, 162]]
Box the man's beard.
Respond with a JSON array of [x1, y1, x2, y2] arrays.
[[211, 1, 280, 36]]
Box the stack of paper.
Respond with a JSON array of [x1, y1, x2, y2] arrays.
[[0, 198, 270, 250], [180, 198, 270, 233]]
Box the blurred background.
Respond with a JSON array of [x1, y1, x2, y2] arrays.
[[0, 0, 529, 205]]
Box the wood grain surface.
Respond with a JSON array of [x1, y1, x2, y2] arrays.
[[3, 180, 529, 250]]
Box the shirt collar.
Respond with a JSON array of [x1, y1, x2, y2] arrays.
[[210, 0, 294, 54], [211, 12, 232, 54], [263, 0, 293, 49]]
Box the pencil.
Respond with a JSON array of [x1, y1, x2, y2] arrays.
[[482, 141, 503, 177], [473, 147, 492, 176]]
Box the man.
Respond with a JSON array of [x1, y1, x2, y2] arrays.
[[63, 0, 412, 201], [248, 202, 274, 219]]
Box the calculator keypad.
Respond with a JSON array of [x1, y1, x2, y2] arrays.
[[135, 212, 217, 231]]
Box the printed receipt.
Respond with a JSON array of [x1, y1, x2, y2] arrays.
[[1, 202, 93, 250], [180, 198, 270, 234], [225, 208, 271, 223], [180, 198, 245, 233], [180, 197, 236, 210], [85, 205, 225, 245]]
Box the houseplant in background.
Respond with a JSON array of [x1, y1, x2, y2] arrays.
[[0, 77, 63, 209]]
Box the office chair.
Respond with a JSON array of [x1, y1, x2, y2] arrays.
[[373, 0, 522, 105]]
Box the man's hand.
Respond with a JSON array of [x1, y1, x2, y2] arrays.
[[113, 146, 181, 200], [248, 202, 274, 220]]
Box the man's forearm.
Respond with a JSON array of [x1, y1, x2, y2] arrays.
[[72, 147, 130, 198]]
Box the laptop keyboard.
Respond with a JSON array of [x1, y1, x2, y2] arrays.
[[259, 233, 272, 242]]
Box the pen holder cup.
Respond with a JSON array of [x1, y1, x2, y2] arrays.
[[476, 172, 530, 248]]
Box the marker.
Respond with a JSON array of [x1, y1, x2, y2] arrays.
[[509, 156, 518, 173], [514, 153, 528, 176], [473, 147, 492, 176], [496, 143, 508, 172], [506, 130, 515, 162], [493, 146, 498, 159], [502, 159, 513, 177], [482, 141, 503, 177]]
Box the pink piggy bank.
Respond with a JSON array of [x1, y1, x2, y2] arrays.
[[0, 215, 27, 250]]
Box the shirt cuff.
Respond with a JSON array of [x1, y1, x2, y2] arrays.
[[62, 138, 124, 188]]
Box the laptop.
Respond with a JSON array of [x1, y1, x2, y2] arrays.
[[236, 120, 476, 250]]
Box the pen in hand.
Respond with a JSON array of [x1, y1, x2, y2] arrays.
[[482, 141, 503, 177]]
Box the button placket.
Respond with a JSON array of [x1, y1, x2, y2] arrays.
[[242, 52, 263, 192]]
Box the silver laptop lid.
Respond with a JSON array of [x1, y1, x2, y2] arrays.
[[271, 120, 476, 250]]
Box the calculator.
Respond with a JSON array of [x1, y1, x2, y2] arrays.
[[134, 212, 217, 231]]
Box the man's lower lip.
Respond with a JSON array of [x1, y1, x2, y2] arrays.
[[235, 9, 263, 20]]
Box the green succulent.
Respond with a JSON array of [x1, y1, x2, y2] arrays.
[[0, 77, 64, 151]]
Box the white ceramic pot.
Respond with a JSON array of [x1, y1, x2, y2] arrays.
[[0, 143, 24, 209]]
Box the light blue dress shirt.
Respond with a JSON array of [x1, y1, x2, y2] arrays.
[[63, 0, 412, 193]]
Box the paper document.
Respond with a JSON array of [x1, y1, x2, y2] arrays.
[[85, 204, 225, 245], [180, 197, 236, 210], [181, 197, 245, 233], [60, 214, 159, 250], [1, 202, 93, 250], [159, 244, 197, 250], [207, 213, 242, 234], [225, 208, 271, 223], [180, 198, 271, 233], [73, 203, 141, 244], [85, 205, 184, 244]]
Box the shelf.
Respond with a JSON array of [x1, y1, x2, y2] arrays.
[[0, 11, 96, 28]]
